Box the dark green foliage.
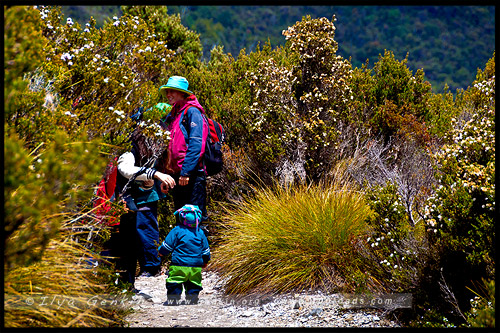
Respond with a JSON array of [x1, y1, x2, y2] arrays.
[[349, 50, 433, 143], [164, 6, 494, 92], [4, 127, 106, 269]]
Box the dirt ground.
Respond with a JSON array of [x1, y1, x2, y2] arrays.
[[124, 270, 402, 328]]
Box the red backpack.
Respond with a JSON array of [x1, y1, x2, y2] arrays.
[[178, 107, 226, 176], [203, 115, 225, 176], [93, 157, 120, 226]]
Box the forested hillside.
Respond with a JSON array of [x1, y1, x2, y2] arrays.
[[61, 5, 495, 92]]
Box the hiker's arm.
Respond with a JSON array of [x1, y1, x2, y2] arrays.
[[117, 152, 156, 181], [180, 107, 206, 178], [158, 229, 177, 256]]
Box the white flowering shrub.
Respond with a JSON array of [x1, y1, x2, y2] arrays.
[[238, 15, 353, 183], [246, 54, 300, 177], [283, 15, 352, 178], [363, 183, 422, 292], [8, 6, 199, 155], [416, 65, 495, 326], [424, 100, 495, 271]]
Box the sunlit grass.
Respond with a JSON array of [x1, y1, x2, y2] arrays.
[[4, 221, 128, 328], [212, 173, 376, 296]]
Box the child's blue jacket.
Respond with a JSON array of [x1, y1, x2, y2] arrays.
[[158, 225, 210, 267]]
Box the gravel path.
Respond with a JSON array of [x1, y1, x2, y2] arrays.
[[124, 270, 401, 328]]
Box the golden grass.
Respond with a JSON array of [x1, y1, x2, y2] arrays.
[[212, 174, 375, 296], [4, 225, 127, 328]]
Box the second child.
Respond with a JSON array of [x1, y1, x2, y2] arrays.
[[158, 204, 210, 305]]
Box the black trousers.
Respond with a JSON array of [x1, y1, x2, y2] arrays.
[[116, 201, 160, 288], [118, 211, 139, 287], [171, 171, 207, 222]]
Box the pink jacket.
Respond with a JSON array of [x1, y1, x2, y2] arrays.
[[165, 95, 209, 176]]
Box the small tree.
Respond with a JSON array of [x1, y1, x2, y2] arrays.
[[349, 50, 433, 145], [239, 15, 353, 184]]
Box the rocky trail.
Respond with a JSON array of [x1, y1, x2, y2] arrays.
[[124, 270, 402, 328]]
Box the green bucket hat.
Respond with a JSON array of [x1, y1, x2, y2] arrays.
[[159, 76, 193, 97]]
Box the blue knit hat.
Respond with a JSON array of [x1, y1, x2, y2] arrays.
[[159, 76, 193, 97], [174, 204, 202, 230]]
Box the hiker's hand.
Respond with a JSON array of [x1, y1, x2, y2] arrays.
[[155, 172, 175, 193], [121, 199, 129, 213], [179, 176, 189, 186], [160, 182, 171, 193]]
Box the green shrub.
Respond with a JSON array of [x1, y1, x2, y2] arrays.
[[4, 6, 47, 124], [364, 183, 425, 292], [212, 170, 374, 295], [4, 127, 106, 269], [417, 60, 495, 326], [349, 50, 433, 144], [466, 279, 495, 328]]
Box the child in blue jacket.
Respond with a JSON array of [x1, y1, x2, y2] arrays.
[[158, 204, 210, 305]]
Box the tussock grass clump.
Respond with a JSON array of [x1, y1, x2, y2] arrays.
[[4, 225, 127, 328], [212, 176, 374, 296]]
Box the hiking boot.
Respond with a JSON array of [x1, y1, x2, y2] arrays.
[[163, 297, 181, 306], [185, 295, 199, 305]]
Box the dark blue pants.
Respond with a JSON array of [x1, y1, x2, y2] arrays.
[[118, 201, 160, 287], [136, 201, 161, 274], [171, 171, 207, 222]]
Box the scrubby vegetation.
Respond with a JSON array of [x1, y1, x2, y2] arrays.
[[4, 5, 495, 328]]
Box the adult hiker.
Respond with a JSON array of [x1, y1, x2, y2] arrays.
[[116, 123, 176, 289], [159, 76, 209, 224]]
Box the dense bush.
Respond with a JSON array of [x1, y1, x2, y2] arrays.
[[4, 128, 106, 269], [363, 183, 426, 293], [348, 50, 433, 144], [417, 71, 495, 326]]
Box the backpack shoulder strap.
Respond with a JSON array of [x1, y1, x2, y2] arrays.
[[181, 107, 190, 135]]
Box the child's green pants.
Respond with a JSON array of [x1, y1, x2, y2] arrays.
[[165, 266, 203, 304]]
